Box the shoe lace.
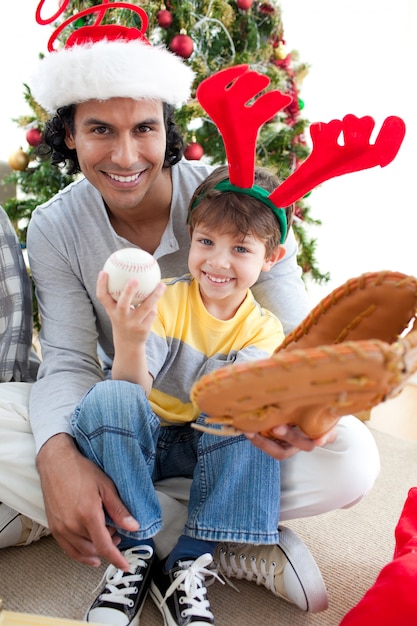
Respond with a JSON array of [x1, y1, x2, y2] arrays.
[[19, 516, 50, 546], [161, 553, 223, 620], [95, 545, 153, 608], [218, 546, 276, 593]]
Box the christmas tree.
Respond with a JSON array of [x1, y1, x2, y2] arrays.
[[3, 0, 330, 284]]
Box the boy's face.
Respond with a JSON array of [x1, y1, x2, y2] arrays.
[[188, 225, 283, 314], [64, 97, 168, 216]]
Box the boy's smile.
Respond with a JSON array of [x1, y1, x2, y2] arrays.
[[188, 226, 275, 319]]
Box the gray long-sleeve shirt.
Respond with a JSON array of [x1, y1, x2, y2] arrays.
[[27, 159, 310, 452]]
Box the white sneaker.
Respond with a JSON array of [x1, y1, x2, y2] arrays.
[[0, 502, 50, 548], [215, 526, 328, 613]]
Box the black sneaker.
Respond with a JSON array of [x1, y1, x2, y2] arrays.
[[150, 553, 221, 625], [86, 545, 155, 625]]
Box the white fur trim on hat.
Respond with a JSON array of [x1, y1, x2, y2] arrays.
[[31, 39, 195, 114]]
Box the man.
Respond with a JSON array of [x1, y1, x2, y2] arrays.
[[0, 8, 380, 626]]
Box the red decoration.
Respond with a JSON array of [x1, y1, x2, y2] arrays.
[[196, 65, 406, 209], [284, 84, 301, 125], [197, 65, 291, 188], [157, 9, 173, 28], [259, 3, 275, 14], [184, 142, 204, 161], [294, 203, 304, 219], [8, 148, 30, 171], [169, 33, 194, 59], [26, 127, 43, 147], [237, 0, 253, 9], [41, 3, 150, 52], [273, 53, 292, 71]]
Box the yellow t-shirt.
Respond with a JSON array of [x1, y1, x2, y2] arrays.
[[146, 275, 284, 424]]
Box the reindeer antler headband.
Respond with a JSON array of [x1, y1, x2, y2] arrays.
[[194, 65, 406, 243], [31, 1, 194, 114]]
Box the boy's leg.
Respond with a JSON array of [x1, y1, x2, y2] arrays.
[[215, 415, 379, 613], [178, 423, 326, 614], [70, 379, 162, 626], [71, 379, 162, 541], [153, 414, 380, 556], [152, 423, 268, 626], [185, 424, 281, 544]]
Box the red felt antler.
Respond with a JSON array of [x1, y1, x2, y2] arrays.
[[196, 65, 292, 188], [196, 65, 406, 208], [270, 114, 406, 207]]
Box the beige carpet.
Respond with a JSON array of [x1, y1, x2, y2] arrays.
[[1, 427, 416, 625]]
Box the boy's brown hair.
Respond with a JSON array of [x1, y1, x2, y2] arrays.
[[188, 165, 293, 258]]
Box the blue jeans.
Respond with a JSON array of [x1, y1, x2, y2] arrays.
[[70, 380, 281, 545]]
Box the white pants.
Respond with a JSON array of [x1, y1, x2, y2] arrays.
[[0, 382, 381, 558]]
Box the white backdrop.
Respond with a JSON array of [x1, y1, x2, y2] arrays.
[[0, 5, 49, 161], [1, 1, 416, 305], [280, 0, 417, 303]]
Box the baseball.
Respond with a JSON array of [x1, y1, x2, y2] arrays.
[[103, 248, 161, 306]]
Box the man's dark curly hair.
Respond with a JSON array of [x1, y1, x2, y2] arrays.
[[38, 102, 184, 175]]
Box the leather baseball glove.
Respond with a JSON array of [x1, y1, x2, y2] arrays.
[[190, 271, 417, 439]]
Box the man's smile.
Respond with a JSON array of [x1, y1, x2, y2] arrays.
[[106, 172, 142, 183]]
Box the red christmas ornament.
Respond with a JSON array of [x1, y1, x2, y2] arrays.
[[273, 54, 292, 71], [259, 3, 275, 14], [184, 141, 204, 161], [294, 203, 304, 220], [156, 9, 173, 29], [26, 127, 43, 147], [285, 85, 301, 122], [237, 0, 253, 10], [169, 33, 194, 59]]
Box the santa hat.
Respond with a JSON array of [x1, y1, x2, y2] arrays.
[[31, 2, 194, 115]]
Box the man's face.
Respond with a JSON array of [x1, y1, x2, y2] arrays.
[[65, 97, 167, 215]]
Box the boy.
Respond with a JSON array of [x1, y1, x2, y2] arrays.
[[71, 166, 327, 625]]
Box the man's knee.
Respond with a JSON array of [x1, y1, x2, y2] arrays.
[[279, 416, 380, 519]]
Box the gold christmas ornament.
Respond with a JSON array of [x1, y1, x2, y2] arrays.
[[8, 148, 30, 171], [274, 41, 287, 60]]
